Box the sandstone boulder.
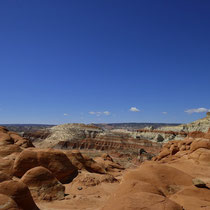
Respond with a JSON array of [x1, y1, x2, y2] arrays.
[[0, 133, 14, 146], [190, 139, 210, 152], [13, 148, 78, 183], [0, 180, 39, 210], [0, 144, 22, 158], [0, 172, 11, 183], [71, 172, 118, 188], [21, 166, 65, 201], [156, 148, 171, 160], [9, 133, 34, 148], [0, 127, 34, 149], [0, 194, 19, 210], [94, 154, 124, 173], [0, 158, 14, 176], [0, 126, 8, 133], [123, 162, 193, 196], [65, 150, 106, 174]]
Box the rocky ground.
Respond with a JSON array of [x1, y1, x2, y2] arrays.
[[103, 129, 210, 210], [0, 115, 210, 210]]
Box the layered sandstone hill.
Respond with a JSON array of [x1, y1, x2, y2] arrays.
[[104, 129, 210, 210], [31, 123, 161, 159], [160, 112, 210, 133], [132, 129, 187, 142], [24, 114, 210, 153], [131, 112, 210, 142], [33, 123, 103, 148]]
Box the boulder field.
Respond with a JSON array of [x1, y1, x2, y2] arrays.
[[0, 126, 124, 209], [104, 129, 210, 210], [0, 126, 210, 209]]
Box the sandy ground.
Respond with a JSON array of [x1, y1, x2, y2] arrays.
[[37, 182, 119, 210]]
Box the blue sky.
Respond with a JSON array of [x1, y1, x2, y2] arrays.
[[0, 0, 210, 124]]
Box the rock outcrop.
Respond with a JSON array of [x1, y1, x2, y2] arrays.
[[102, 129, 210, 210], [94, 153, 124, 173], [0, 180, 39, 210], [133, 129, 187, 142], [131, 113, 210, 142], [13, 148, 78, 183], [160, 112, 210, 133], [70, 172, 118, 189], [0, 172, 11, 182], [0, 127, 34, 176], [154, 129, 210, 162], [0, 194, 19, 210], [21, 166, 65, 201], [65, 150, 106, 174], [35, 123, 103, 148]]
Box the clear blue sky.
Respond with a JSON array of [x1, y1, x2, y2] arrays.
[[0, 0, 210, 124]]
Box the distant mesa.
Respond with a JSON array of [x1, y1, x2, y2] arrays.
[[207, 112, 210, 118]]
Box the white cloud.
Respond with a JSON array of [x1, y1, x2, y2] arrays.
[[162, 112, 167, 114], [63, 113, 69, 116], [104, 111, 110, 115], [129, 107, 140, 112], [185, 108, 210, 114], [89, 111, 96, 115], [89, 111, 110, 116]]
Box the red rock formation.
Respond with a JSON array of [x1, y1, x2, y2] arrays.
[[65, 150, 106, 174], [0, 158, 14, 176], [21, 166, 65, 201], [13, 148, 78, 183], [54, 136, 161, 156], [153, 129, 210, 162], [102, 167, 184, 210], [94, 153, 124, 173], [102, 129, 210, 210], [0, 180, 39, 210], [70, 172, 118, 188], [0, 128, 34, 148], [0, 172, 11, 182], [0, 194, 19, 210]]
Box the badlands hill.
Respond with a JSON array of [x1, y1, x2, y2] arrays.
[[24, 113, 210, 154], [133, 112, 210, 142], [160, 112, 210, 133], [29, 123, 162, 165], [94, 122, 180, 130]]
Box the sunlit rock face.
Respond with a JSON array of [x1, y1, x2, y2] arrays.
[[103, 129, 210, 210]]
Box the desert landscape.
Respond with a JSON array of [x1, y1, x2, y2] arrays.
[[1, 1, 210, 209], [0, 112, 210, 209]]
